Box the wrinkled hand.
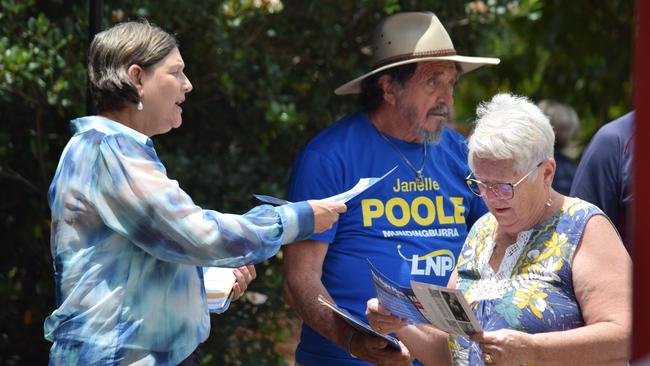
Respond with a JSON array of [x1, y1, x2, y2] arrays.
[[470, 329, 534, 366], [350, 333, 413, 366], [308, 200, 347, 233], [231, 264, 256, 302], [366, 298, 407, 335]]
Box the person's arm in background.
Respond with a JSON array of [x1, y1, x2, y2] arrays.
[[282, 240, 412, 365], [91, 133, 345, 267]]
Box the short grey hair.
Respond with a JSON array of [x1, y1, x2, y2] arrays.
[[468, 93, 554, 176], [88, 20, 178, 113], [537, 100, 580, 151]]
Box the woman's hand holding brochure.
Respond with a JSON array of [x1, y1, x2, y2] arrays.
[[365, 298, 408, 335]]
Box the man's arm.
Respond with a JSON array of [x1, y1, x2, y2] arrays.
[[282, 240, 338, 335], [282, 239, 411, 366]]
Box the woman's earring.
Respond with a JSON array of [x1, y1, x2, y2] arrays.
[[545, 197, 553, 207], [137, 101, 143, 111]]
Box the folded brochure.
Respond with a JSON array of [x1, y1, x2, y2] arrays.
[[254, 166, 397, 205], [368, 260, 482, 336], [203, 267, 236, 313], [317, 294, 401, 350]]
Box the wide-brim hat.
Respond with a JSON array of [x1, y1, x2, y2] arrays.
[[335, 12, 500, 95]]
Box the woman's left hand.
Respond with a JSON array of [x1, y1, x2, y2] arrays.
[[470, 329, 534, 365], [366, 298, 407, 334], [231, 264, 256, 301]]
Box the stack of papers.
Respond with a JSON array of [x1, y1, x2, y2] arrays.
[[203, 267, 236, 313]]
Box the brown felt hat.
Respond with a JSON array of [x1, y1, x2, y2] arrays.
[[335, 11, 500, 95]]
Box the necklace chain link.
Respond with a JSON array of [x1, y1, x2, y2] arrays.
[[375, 128, 427, 182]]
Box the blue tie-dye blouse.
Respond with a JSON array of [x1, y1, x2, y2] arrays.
[[44, 116, 314, 365]]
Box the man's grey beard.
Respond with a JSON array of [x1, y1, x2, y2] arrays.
[[394, 92, 450, 144], [416, 119, 448, 144]]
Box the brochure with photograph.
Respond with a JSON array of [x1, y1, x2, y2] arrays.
[[317, 294, 401, 350], [368, 260, 482, 336], [254, 166, 397, 205]]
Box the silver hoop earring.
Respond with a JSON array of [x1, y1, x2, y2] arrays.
[[137, 101, 143, 111]]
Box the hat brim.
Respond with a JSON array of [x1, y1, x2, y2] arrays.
[[334, 55, 500, 95]]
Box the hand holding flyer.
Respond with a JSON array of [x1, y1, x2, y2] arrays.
[[203, 267, 236, 313], [368, 260, 482, 336], [409, 280, 482, 336], [317, 294, 401, 350]]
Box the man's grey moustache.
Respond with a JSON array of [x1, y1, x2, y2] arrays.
[[427, 109, 449, 116]]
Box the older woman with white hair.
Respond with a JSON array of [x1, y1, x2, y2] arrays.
[[365, 93, 631, 365]]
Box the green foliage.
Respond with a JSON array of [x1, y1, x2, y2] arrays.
[[454, 0, 633, 144], [0, 0, 633, 365], [0, 1, 87, 364]]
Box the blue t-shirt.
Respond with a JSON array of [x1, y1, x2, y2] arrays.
[[287, 112, 488, 366], [552, 152, 576, 196], [570, 111, 634, 251]]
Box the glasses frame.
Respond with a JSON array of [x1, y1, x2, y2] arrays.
[[465, 162, 543, 200]]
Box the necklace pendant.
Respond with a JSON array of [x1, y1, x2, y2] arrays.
[[415, 172, 423, 184]]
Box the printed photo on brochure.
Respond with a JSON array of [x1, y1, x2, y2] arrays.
[[367, 260, 482, 336]]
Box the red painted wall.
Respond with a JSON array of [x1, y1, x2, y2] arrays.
[[633, 0, 649, 361]]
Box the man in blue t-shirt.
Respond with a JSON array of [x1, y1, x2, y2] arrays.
[[571, 111, 634, 252], [282, 12, 498, 366]]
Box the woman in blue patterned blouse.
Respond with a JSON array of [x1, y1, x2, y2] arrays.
[[365, 93, 630, 365], [44, 21, 345, 365]]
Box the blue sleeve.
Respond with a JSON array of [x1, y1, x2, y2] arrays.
[[466, 194, 488, 229], [444, 129, 489, 228], [570, 126, 622, 219], [91, 134, 314, 266], [288, 148, 342, 244]]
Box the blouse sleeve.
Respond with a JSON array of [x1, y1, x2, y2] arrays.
[[90, 133, 314, 267]]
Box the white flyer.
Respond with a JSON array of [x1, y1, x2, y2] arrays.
[[203, 267, 236, 313], [254, 166, 397, 205]]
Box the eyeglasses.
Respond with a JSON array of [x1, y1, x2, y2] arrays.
[[465, 162, 543, 200]]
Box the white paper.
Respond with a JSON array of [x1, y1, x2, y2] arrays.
[[254, 166, 397, 205], [368, 260, 482, 336], [203, 267, 236, 313], [410, 280, 483, 336]]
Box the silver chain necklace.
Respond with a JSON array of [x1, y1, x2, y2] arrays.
[[375, 128, 427, 184]]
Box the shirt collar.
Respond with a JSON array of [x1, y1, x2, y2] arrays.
[[70, 115, 153, 147]]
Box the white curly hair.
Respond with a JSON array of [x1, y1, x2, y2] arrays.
[[468, 93, 555, 178]]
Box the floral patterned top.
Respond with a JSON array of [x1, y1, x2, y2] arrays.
[[449, 198, 603, 365]]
